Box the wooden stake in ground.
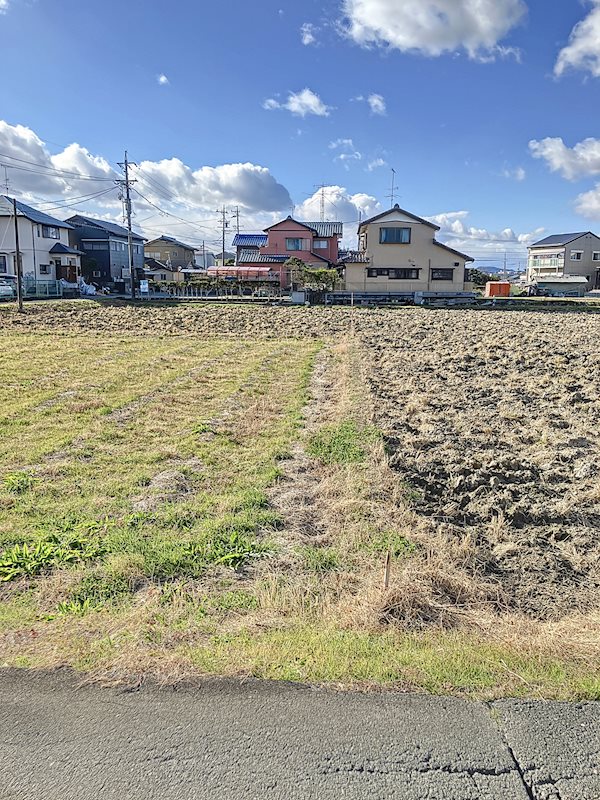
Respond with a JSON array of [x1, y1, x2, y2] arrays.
[[12, 197, 23, 313], [383, 549, 392, 590]]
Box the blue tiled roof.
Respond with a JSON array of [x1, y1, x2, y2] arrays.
[[0, 195, 74, 229], [233, 233, 268, 247], [66, 214, 145, 241], [530, 233, 592, 248], [49, 243, 83, 255], [237, 249, 288, 264]]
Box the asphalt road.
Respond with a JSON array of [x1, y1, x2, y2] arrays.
[[1, 670, 598, 800]]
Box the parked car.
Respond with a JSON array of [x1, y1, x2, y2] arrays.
[[0, 279, 16, 299]]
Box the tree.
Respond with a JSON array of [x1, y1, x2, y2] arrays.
[[469, 269, 501, 286], [285, 257, 339, 292]]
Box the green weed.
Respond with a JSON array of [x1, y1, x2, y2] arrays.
[[299, 546, 341, 573], [366, 530, 418, 558], [307, 421, 379, 465], [3, 471, 36, 495]]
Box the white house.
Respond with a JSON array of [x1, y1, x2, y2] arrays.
[[0, 195, 82, 283]]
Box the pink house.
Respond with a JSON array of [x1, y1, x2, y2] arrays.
[[233, 217, 343, 288]]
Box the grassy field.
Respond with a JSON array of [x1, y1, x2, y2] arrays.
[[1, 301, 599, 699]]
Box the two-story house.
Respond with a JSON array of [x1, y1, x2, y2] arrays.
[[66, 214, 145, 290], [144, 236, 196, 269], [234, 217, 343, 287], [343, 205, 473, 294], [527, 232, 600, 289], [0, 195, 81, 283]]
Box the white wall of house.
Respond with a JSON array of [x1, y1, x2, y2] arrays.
[[345, 210, 470, 293], [0, 216, 72, 281]]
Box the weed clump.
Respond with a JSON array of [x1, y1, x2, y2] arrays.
[[307, 421, 379, 465]]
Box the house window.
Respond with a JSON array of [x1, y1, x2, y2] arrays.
[[171, 250, 179, 257], [379, 227, 411, 244], [313, 239, 328, 250], [86, 242, 109, 250], [390, 268, 420, 280], [0, 254, 6, 271], [39, 264, 50, 274], [92, 270, 101, 278], [570, 251, 583, 261], [286, 238, 304, 251], [431, 268, 454, 281], [593, 252, 600, 261], [367, 268, 388, 278], [41, 225, 60, 239], [159, 273, 167, 281]]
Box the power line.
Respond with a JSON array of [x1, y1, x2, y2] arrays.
[[0, 153, 115, 181]]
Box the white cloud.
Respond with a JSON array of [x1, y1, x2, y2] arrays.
[[329, 139, 362, 169], [340, 0, 526, 60], [367, 93, 386, 115], [367, 158, 387, 171], [294, 186, 380, 244], [0, 120, 293, 252], [529, 137, 600, 180], [0, 1, 9, 13], [555, 1, 600, 78], [427, 210, 545, 255], [157, 74, 170, 86], [300, 22, 317, 45], [502, 166, 526, 181], [574, 184, 600, 219], [263, 88, 330, 117]]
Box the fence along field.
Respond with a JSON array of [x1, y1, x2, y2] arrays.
[[0, 301, 599, 698]]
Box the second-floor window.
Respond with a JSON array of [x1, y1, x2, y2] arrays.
[[286, 238, 305, 251], [593, 252, 600, 261], [571, 251, 583, 261], [313, 239, 328, 250], [380, 227, 411, 244], [0, 254, 7, 271], [41, 225, 60, 239]]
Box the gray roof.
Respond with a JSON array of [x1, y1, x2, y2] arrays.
[[300, 221, 343, 237], [434, 241, 474, 262], [66, 214, 145, 241], [530, 233, 592, 248], [358, 204, 439, 232], [0, 195, 74, 229], [232, 233, 268, 247], [145, 235, 195, 250], [263, 217, 343, 237], [237, 250, 288, 264], [339, 249, 370, 264], [49, 243, 83, 255]]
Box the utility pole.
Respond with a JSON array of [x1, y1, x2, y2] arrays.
[[233, 206, 240, 235], [216, 206, 228, 265], [357, 210, 362, 250], [3, 166, 9, 194], [503, 251, 508, 281], [12, 198, 23, 312], [202, 240, 206, 269], [116, 151, 137, 300]]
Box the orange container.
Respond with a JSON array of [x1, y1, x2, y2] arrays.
[[485, 281, 511, 298]]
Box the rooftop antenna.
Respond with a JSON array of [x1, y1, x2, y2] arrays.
[[386, 168, 397, 207], [314, 183, 327, 221], [2, 165, 9, 194]]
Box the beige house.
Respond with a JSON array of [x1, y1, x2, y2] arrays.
[[527, 232, 600, 289], [144, 236, 195, 269], [343, 205, 473, 293], [143, 258, 184, 283]]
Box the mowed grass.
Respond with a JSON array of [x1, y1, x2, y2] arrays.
[[0, 330, 318, 630]]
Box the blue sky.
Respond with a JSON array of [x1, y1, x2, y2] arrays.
[[1, 0, 600, 268]]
